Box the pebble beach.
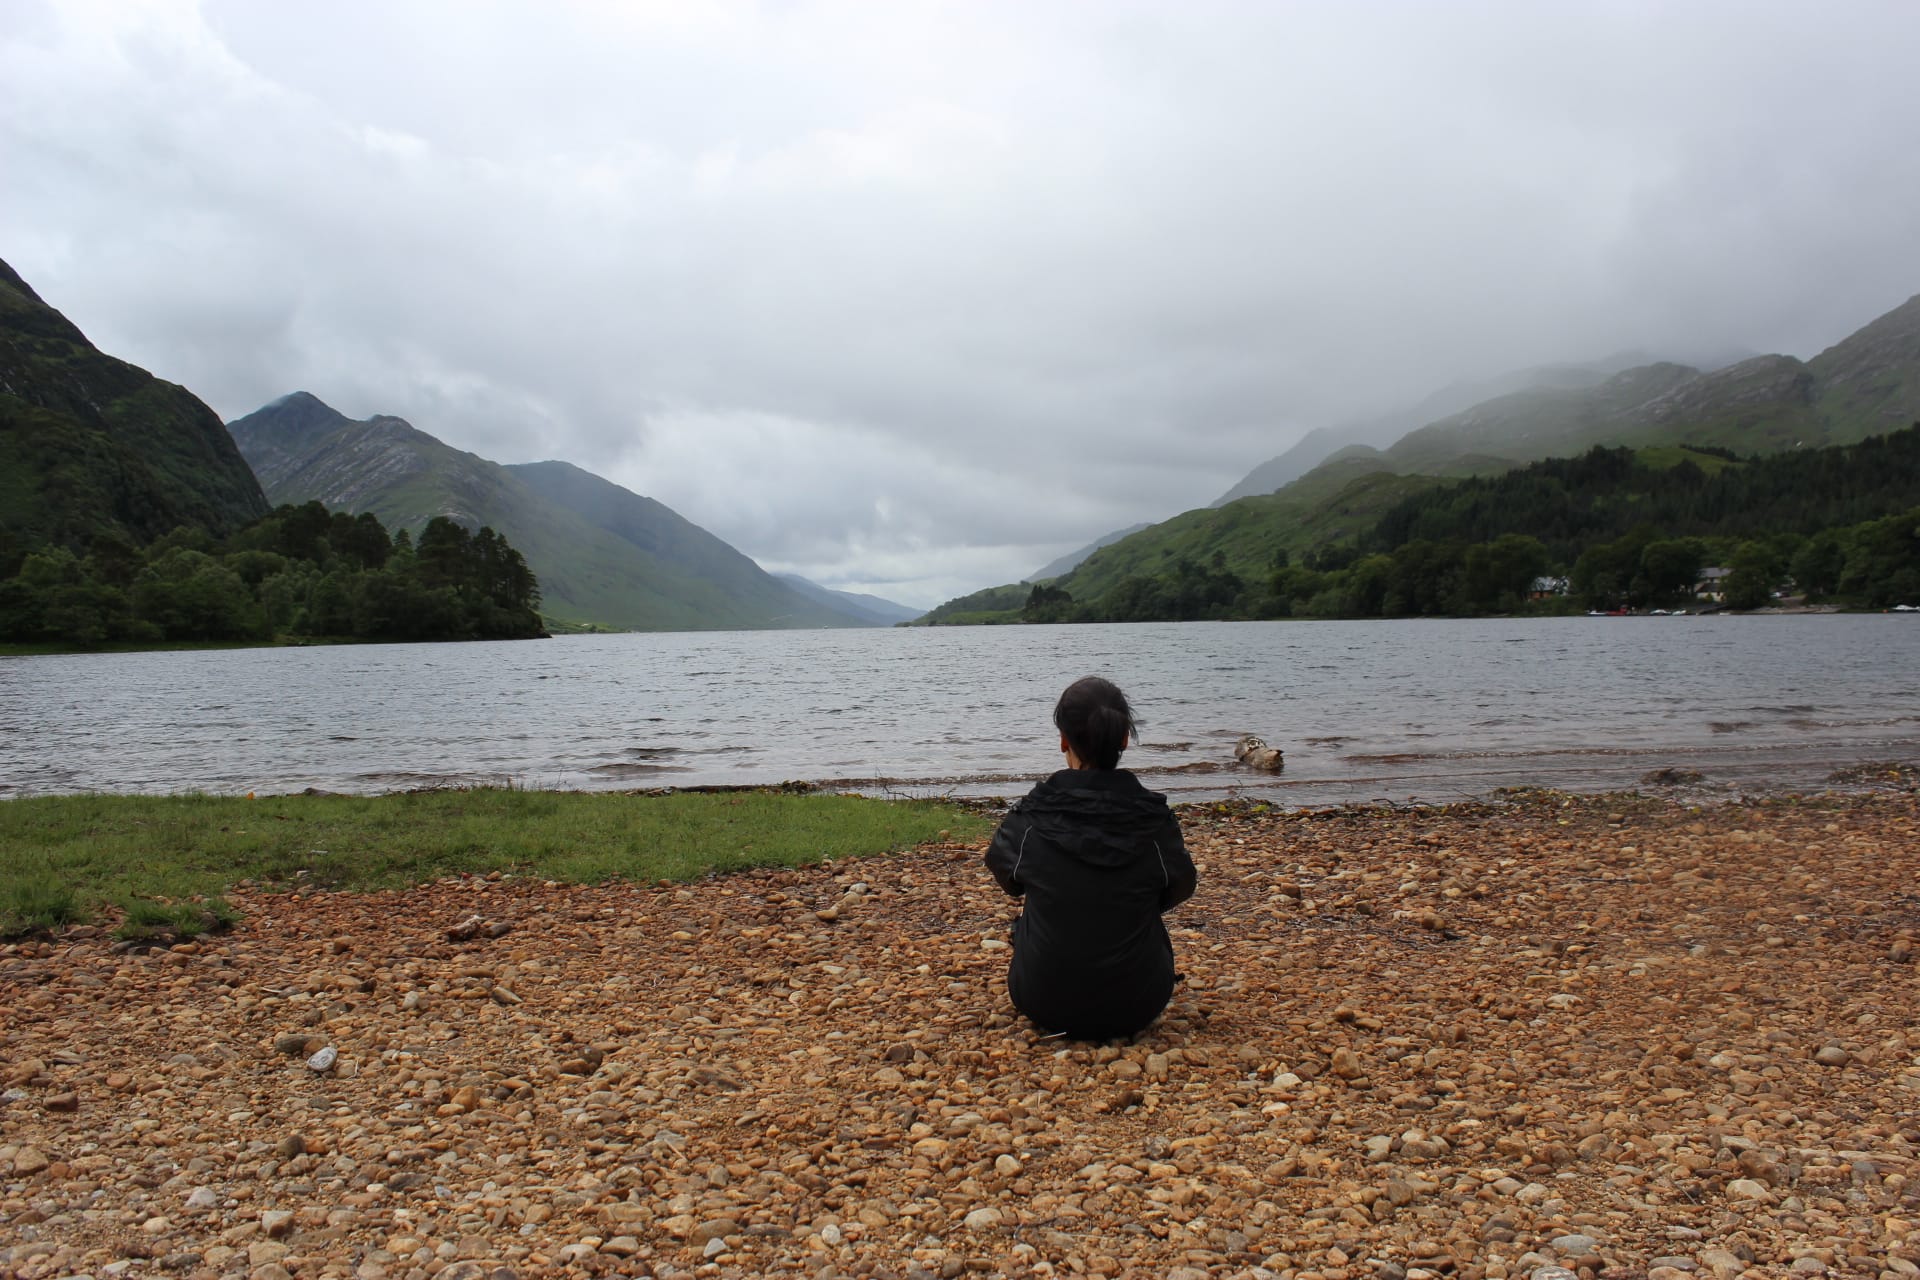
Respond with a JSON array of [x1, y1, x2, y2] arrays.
[[3, 787, 1918, 1280]]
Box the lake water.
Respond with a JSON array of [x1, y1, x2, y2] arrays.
[[3, 617, 1918, 806]]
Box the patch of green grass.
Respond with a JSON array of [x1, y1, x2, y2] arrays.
[[114, 894, 239, 943], [1636, 444, 1743, 474], [0, 868, 85, 938], [0, 789, 991, 928]]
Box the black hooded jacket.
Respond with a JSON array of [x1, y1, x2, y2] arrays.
[[984, 768, 1197, 1039]]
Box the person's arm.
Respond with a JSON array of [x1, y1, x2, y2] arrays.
[[1156, 819, 1197, 912], [984, 808, 1032, 898]]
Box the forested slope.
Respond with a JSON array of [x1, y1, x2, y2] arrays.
[[0, 258, 268, 574]]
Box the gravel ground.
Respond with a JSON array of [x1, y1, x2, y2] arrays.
[[2, 789, 1917, 1280]]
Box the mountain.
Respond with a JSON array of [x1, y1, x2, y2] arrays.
[[0, 257, 268, 569], [1374, 296, 1920, 477], [1212, 426, 1379, 508], [1045, 461, 1438, 612], [1030, 524, 1151, 581], [773, 574, 921, 625], [1807, 293, 1920, 439], [914, 581, 1032, 626], [1212, 353, 1658, 505], [1380, 362, 1705, 474], [923, 289, 1920, 622], [227, 393, 877, 631]]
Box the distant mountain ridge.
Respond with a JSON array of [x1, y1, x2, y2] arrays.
[[1031, 524, 1151, 581], [1211, 353, 1664, 506], [0, 257, 268, 567], [228, 393, 880, 631], [1217, 295, 1920, 505], [773, 574, 920, 625], [924, 288, 1920, 622]]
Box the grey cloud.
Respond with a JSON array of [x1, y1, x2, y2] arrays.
[[5, 0, 1920, 607]]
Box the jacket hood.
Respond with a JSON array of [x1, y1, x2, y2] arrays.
[[1020, 768, 1174, 867]]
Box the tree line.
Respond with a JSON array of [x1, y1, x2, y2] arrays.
[[0, 501, 546, 647], [1020, 426, 1920, 623], [1364, 428, 1920, 563]]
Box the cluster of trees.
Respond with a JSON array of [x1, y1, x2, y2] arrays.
[[1035, 506, 1918, 623], [0, 501, 546, 647], [1023, 556, 1252, 623], [1570, 511, 1920, 612], [1366, 428, 1920, 565]]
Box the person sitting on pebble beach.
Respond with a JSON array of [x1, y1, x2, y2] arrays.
[[984, 675, 1197, 1040]]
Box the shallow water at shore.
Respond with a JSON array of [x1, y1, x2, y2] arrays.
[[3, 615, 1918, 804]]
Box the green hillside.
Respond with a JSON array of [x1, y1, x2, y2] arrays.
[[916, 462, 1440, 625], [1216, 293, 1920, 506], [0, 258, 268, 573], [913, 582, 1030, 626], [1807, 293, 1920, 440], [1057, 463, 1437, 607], [1383, 362, 1703, 475], [921, 288, 1920, 625], [929, 429, 1920, 624], [227, 394, 870, 632]]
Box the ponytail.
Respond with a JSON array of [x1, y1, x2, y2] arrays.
[[1053, 676, 1138, 770]]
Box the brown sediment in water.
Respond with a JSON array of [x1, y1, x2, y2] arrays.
[[2, 789, 1918, 1278]]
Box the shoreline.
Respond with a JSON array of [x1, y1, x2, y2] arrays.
[[5, 604, 1916, 658], [3, 788, 1918, 1279], [8, 749, 1918, 811]]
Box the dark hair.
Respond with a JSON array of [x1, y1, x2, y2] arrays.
[[1053, 675, 1138, 770]]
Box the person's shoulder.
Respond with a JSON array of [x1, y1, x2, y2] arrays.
[[1113, 767, 1172, 806], [1007, 772, 1065, 813]]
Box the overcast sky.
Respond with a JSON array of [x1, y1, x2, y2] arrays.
[[6, 1, 1920, 607]]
